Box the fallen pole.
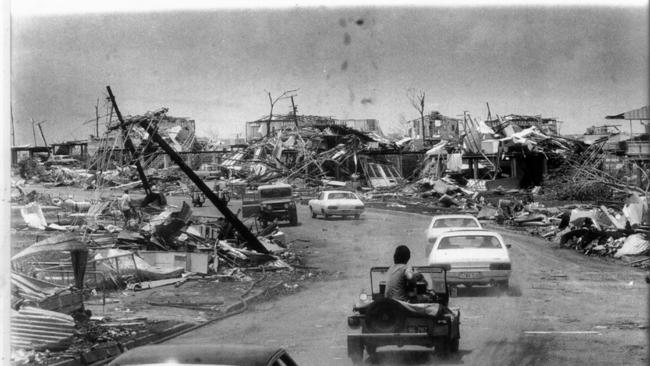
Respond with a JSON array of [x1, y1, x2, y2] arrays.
[[106, 86, 152, 196], [105, 86, 268, 254]]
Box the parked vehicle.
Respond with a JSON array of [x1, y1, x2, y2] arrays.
[[347, 266, 460, 363], [242, 183, 298, 226], [109, 344, 298, 366], [427, 230, 511, 289], [425, 214, 482, 256], [308, 190, 364, 219]]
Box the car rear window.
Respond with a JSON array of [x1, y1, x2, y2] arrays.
[[437, 235, 502, 249], [327, 192, 357, 200], [432, 218, 479, 228]]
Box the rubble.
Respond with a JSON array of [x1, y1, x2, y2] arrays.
[[10, 87, 650, 363]]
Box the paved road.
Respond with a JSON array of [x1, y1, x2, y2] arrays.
[[165, 204, 648, 365], [15, 184, 650, 365]]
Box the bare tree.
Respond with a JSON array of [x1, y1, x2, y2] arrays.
[[265, 89, 298, 136], [407, 89, 426, 143]]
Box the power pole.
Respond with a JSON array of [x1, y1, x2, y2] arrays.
[[95, 98, 100, 137], [10, 105, 15, 146], [31, 118, 37, 146], [37, 122, 48, 147], [106, 86, 152, 196], [37, 121, 50, 158], [106, 85, 269, 254], [486, 102, 492, 121], [420, 94, 425, 143], [290, 96, 299, 127]]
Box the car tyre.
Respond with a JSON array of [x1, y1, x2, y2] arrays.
[[289, 208, 298, 226], [366, 345, 377, 357], [348, 340, 364, 365], [310, 207, 316, 218]]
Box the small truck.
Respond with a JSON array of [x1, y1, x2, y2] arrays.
[[242, 183, 298, 226]]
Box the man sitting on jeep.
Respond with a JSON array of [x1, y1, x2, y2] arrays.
[[384, 245, 423, 302]]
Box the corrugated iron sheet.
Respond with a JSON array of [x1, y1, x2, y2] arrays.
[[11, 306, 75, 351], [11, 272, 63, 302]]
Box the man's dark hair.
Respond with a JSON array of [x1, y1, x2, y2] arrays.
[[393, 245, 410, 264], [124, 189, 129, 194]]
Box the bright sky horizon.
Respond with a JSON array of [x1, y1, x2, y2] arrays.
[[10, 3, 649, 145]]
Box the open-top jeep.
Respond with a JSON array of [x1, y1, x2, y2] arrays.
[[242, 183, 298, 226], [347, 266, 460, 363]]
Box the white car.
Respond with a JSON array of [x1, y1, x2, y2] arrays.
[[427, 230, 511, 289], [308, 190, 364, 219], [425, 214, 482, 256]]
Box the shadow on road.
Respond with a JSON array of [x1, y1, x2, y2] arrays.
[[314, 216, 363, 221], [452, 284, 522, 297], [366, 348, 472, 365]]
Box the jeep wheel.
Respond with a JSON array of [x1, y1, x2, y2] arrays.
[[366, 345, 377, 357], [348, 339, 364, 364], [449, 337, 459, 353], [289, 209, 298, 226]]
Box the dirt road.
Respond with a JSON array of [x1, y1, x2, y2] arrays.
[[164, 205, 648, 366]]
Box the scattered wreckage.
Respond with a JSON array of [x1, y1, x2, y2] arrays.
[[10, 86, 650, 365]]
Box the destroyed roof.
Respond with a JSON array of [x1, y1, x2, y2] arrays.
[[606, 105, 649, 120], [248, 113, 334, 124], [500, 114, 560, 123], [12, 233, 88, 261]]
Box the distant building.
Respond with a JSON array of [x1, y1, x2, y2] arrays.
[[486, 114, 561, 136], [245, 114, 381, 141], [405, 111, 460, 141]]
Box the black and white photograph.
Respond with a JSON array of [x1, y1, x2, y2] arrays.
[[3, 1, 649, 365]]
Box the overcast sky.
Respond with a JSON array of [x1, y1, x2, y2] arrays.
[[10, 4, 648, 145]]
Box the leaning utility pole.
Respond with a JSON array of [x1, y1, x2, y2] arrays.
[[106, 86, 268, 254], [106, 86, 152, 196], [37, 122, 49, 158]]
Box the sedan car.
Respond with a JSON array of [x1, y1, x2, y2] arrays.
[[308, 190, 364, 219], [109, 344, 298, 366], [427, 230, 511, 289], [425, 214, 482, 256]]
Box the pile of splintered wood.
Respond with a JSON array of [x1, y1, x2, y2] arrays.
[[546, 137, 645, 201]]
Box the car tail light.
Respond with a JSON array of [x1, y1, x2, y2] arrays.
[[327, 205, 338, 209], [354, 205, 364, 209], [348, 316, 361, 328], [490, 263, 511, 270]]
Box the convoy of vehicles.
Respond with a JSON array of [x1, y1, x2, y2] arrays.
[[106, 202, 509, 364]]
